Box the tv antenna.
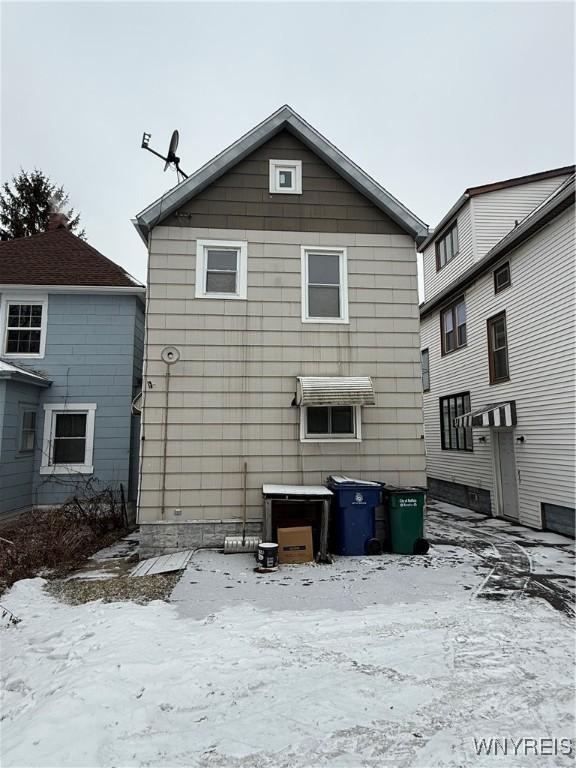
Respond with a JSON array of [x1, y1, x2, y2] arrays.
[[141, 130, 188, 181]]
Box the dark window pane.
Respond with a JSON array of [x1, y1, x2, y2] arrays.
[[331, 406, 354, 434], [206, 249, 237, 271], [23, 411, 36, 430], [53, 438, 86, 464], [493, 319, 506, 349], [452, 226, 459, 254], [206, 271, 237, 294], [6, 329, 41, 354], [308, 254, 340, 284], [441, 399, 450, 448], [421, 349, 430, 391], [458, 323, 467, 347], [307, 407, 329, 434], [494, 264, 510, 292], [308, 286, 340, 317], [456, 301, 466, 327], [55, 413, 87, 438], [278, 170, 293, 188], [493, 349, 508, 380]]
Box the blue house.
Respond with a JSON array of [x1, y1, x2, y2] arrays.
[[0, 221, 145, 517]]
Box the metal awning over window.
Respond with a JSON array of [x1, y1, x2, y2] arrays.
[[296, 377, 375, 406], [454, 401, 517, 428]]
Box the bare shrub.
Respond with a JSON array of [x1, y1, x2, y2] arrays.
[[0, 487, 130, 593]]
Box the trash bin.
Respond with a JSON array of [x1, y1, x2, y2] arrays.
[[326, 476, 383, 555], [381, 486, 427, 555]]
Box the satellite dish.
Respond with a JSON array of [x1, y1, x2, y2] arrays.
[[141, 129, 188, 180], [164, 130, 180, 172]]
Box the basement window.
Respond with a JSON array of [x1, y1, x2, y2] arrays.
[[269, 159, 302, 194], [195, 239, 248, 300], [300, 405, 361, 442]]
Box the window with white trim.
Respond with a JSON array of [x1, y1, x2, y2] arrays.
[[40, 403, 97, 475], [301, 247, 349, 323], [19, 409, 37, 452], [300, 405, 361, 442], [1, 296, 48, 358], [195, 239, 248, 299], [269, 159, 302, 194]]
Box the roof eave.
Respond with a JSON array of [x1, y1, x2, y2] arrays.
[[0, 371, 52, 387]]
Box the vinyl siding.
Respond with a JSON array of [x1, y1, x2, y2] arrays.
[[139, 226, 426, 523], [422, 202, 473, 303], [472, 175, 571, 259], [0, 379, 41, 516], [421, 206, 575, 528], [0, 292, 143, 508], [422, 176, 570, 303]]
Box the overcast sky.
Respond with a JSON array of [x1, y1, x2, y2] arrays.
[[2, 1, 574, 285]]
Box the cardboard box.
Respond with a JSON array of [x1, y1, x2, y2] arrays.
[[277, 526, 313, 564]]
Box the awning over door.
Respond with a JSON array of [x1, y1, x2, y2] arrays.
[[453, 401, 517, 428], [296, 377, 376, 406]]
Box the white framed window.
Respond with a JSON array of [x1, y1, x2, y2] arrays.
[[19, 408, 37, 453], [269, 159, 302, 194], [195, 239, 248, 300], [300, 405, 362, 442], [40, 403, 97, 475], [301, 246, 349, 323], [0, 294, 48, 358]]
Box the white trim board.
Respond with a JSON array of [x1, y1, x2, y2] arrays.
[[0, 293, 48, 359], [40, 403, 97, 476], [300, 246, 349, 324]]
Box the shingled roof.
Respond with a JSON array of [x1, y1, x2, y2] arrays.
[[0, 228, 143, 288]]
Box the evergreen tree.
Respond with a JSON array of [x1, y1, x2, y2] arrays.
[[0, 169, 85, 240]]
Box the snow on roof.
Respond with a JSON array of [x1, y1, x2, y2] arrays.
[[0, 360, 51, 386]]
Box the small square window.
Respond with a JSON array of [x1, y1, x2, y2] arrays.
[[494, 262, 511, 293], [269, 159, 302, 194]]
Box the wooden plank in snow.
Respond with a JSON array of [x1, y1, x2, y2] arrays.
[[131, 550, 194, 577]]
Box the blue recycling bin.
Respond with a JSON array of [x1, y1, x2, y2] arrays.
[[326, 476, 382, 555]]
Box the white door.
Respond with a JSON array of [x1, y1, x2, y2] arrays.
[[496, 430, 519, 521]]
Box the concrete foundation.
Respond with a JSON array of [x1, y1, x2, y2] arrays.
[[428, 477, 491, 515], [139, 520, 263, 558]]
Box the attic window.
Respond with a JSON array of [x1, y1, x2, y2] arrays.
[[269, 159, 302, 194]]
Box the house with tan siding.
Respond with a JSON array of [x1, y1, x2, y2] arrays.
[[134, 105, 428, 556], [419, 167, 575, 536]]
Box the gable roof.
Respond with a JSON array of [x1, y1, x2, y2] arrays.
[[420, 174, 575, 319], [134, 105, 428, 244], [419, 164, 575, 252], [0, 228, 144, 290]]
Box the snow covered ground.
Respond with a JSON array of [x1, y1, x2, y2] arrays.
[[1, 503, 574, 767]]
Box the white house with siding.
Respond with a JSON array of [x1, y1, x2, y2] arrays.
[[134, 105, 428, 556], [419, 167, 575, 536]]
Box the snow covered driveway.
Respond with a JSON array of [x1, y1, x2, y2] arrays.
[[1, 504, 574, 767]]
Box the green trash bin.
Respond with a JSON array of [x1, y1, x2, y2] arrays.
[[382, 486, 427, 555]]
